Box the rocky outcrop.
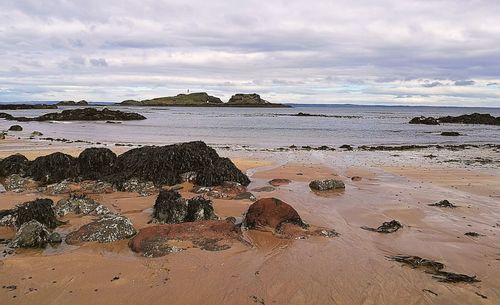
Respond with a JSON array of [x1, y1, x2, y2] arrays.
[[8, 125, 22, 131], [66, 215, 136, 244], [409, 116, 440, 125], [0, 199, 62, 229], [0, 104, 57, 110], [56, 100, 89, 106], [55, 195, 110, 217], [410, 113, 500, 126], [0, 141, 250, 188], [129, 219, 242, 257], [1, 108, 146, 122], [309, 179, 345, 191], [227, 93, 289, 107], [244, 198, 306, 230], [121, 92, 223, 106], [152, 190, 218, 223], [2, 174, 35, 192]]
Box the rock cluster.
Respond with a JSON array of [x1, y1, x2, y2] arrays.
[[54, 194, 110, 217], [409, 113, 500, 125], [152, 190, 218, 224], [0, 141, 250, 187], [0, 108, 146, 122]]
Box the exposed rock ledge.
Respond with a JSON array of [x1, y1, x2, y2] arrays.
[[0, 108, 146, 122]]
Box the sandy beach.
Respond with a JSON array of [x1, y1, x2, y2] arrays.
[[1, 135, 499, 305]]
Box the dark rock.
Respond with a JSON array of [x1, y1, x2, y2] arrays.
[[78, 148, 117, 180], [409, 116, 440, 125], [9, 220, 51, 248], [152, 190, 188, 224], [438, 113, 500, 125], [441, 131, 460, 136], [56, 100, 89, 106], [28, 152, 79, 184], [309, 179, 345, 191], [31, 131, 43, 137], [388, 255, 479, 283], [3, 108, 146, 122], [269, 178, 291, 187], [185, 196, 218, 222], [351, 176, 362, 181], [428, 200, 457, 208], [0, 154, 30, 177], [464, 232, 483, 237], [244, 198, 306, 230], [361, 220, 402, 233], [8, 125, 22, 131], [48, 232, 62, 244], [227, 93, 287, 107], [66, 215, 136, 244], [0, 104, 57, 110], [339, 144, 353, 150], [15, 199, 62, 229], [129, 220, 242, 257], [196, 157, 250, 187]]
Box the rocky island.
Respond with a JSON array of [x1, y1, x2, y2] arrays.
[[56, 100, 89, 106], [119, 92, 289, 108], [0, 108, 146, 122]]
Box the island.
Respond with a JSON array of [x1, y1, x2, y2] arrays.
[[56, 100, 89, 106], [118, 92, 290, 108]]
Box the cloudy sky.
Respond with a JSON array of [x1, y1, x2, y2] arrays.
[[1, 0, 499, 106]]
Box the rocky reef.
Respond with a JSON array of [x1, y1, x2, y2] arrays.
[[0, 141, 250, 187], [409, 113, 500, 125], [0, 108, 146, 122]]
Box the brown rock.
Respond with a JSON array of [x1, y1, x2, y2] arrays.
[[244, 198, 306, 230]]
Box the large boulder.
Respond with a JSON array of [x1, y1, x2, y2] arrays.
[[196, 158, 250, 186], [28, 152, 79, 184], [14, 199, 62, 229], [309, 179, 345, 191], [152, 190, 188, 223], [78, 147, 117, 180], [8, 125, 23, 131], [0, 154, 30, 177], [66, 215, 136, 244], [9, 220, 51, 248], [244, 198, 306, 230]]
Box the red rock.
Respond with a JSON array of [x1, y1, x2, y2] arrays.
[[244, 198, 305, 230]]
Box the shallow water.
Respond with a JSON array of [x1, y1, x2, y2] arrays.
[[1, 105, 499, 148]]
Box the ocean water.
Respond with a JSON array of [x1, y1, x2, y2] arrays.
[[0, 105, 499, 148]]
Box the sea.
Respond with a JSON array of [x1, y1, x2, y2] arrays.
[[1, 104, 499, 149]]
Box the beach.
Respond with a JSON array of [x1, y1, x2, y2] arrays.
[[1, 133, 499, 305]]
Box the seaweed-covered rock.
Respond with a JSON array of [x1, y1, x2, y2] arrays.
[[8, 125, 23, 131], [196, 158, 250, 186], [244, 198, 306, 230], [152, 190, 188, 224], [409, 116, 440, 125], [438, 113, 500, 125], [309, 179, 345, 191], [0, 208, 16, 226], [3, 174, 35, 193], [428, 200, 457, 208], [15, 199, 62, 229], [78, 147, 117, 180], [3, 108, 146, 122], [9, 220, 51, 248], [185, 196, 218, 222], [0, 154, 30, 177], [66, 215, 136, 244], [121, 178, 156, 196], [27, 152, 79, 184], [55, 194, 110, 217], [361, 220, 402, 233]]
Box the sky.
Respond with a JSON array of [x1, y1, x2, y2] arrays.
[[0, 0, 499, 106]]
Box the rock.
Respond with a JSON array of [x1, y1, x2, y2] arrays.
[[121, 178, 156, 196], [3, 108, 146, 122], [40, 179, 72, 195], [129, 220, 242, 257], [438, 113, 500, 125], [409, 116, 440, 125], [388, 255, 479, 283], [233, 192, 256, 201], [227, 93, 289, 107], [428, 200, 457, 208], [152, 190, 188, 224], [309, 179, 345, 191], [464, 232, 483, 237], [55, 194, 110, 217], [0, 154, 30, 177], [195, 157, 250, 187], [9, 220, 51, 248], [185, 196, 218, 222], [0, 104, 56, 110], [268, 178, 291, 187], [28, 152, 79, 184], [14, 198, 62, 229], [8, 125, 23, 131], [203, 181, 248, 199], [244, 198, 306, 230], [440, 131, 460, 136], [31, 131, 43, 137], [3, 174, 34, 192], [0, 132, 5, 140], [179, 171, 198, 182], [79, 180, 115, 193], [251, 186, 276, 192], [339, 144, 353, 150], [48, 232, 62, 243], [0, 209, 16, 226], [351, 176, 362, 181], [78, 147, 117, 180], [66, 215, 136, 244], [361, 220, 402, 233]]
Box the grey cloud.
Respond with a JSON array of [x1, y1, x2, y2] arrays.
[[90, 58, 108, 67], [422, 81, 444, 88], [454, 80, 475, 86]]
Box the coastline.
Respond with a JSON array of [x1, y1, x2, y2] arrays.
[[1, 137, 499, 305]]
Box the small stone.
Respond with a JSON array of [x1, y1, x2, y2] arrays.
[[309, 179, 345, 191]]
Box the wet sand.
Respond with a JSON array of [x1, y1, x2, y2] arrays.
[[1, 139, 499, 304]]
